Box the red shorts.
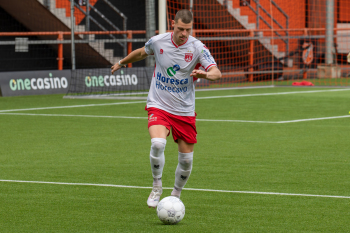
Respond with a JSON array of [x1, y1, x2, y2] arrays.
[[146, 107, 197, 144]]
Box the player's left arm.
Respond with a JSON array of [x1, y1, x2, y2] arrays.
[[190, 66, 222, 81]]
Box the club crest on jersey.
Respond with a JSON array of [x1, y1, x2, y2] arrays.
[[184, 53, 193, 62], [160, 49, 163, 54]]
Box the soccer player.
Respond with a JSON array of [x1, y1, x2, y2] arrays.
[[111, 9, 221, 208]]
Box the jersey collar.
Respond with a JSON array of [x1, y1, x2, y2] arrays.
[[171, 32, 188, 48]]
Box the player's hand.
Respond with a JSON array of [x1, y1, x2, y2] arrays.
[[111, 63, 125, 74], [190, 69, 208, 79]]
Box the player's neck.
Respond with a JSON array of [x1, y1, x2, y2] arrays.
[[172, 35, 187, 47], [172, 37, 180, 46]]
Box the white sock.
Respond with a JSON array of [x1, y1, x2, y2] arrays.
[[150, 138, 166, 187], [171, 151, 193, 197]]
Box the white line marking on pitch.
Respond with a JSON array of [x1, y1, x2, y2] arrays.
[[0, 112, 148, 120], [0, 179, 349, 199], [0, 101, 145, 113], [0, 88, 349, 113], [0, 112, 349, 124], [196, 118, 276, 123], [276, 115, 350, 123], [195, 88, 350, 100]]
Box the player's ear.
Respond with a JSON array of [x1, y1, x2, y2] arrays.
[[171, 20, 175, 28]]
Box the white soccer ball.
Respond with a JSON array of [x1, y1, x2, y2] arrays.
[[156, 196, 185, 225]]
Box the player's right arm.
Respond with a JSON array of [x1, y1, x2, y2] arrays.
[[111, 47, 149, 74]]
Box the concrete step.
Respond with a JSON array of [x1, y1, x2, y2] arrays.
[[246, 23, 256, 30]]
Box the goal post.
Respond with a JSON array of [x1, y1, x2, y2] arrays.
[[159, 0, 167, 35]]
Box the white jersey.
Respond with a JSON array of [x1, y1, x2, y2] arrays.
[[144, 32, 217, 116]]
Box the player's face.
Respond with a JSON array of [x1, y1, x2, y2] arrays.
[[172, 19, 193, 45]]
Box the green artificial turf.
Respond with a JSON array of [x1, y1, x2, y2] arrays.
[[0, 87, 349, 232]]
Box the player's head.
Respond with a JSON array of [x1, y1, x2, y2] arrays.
[[174, 9, 193, 24], [172, 9, 193, 45]]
